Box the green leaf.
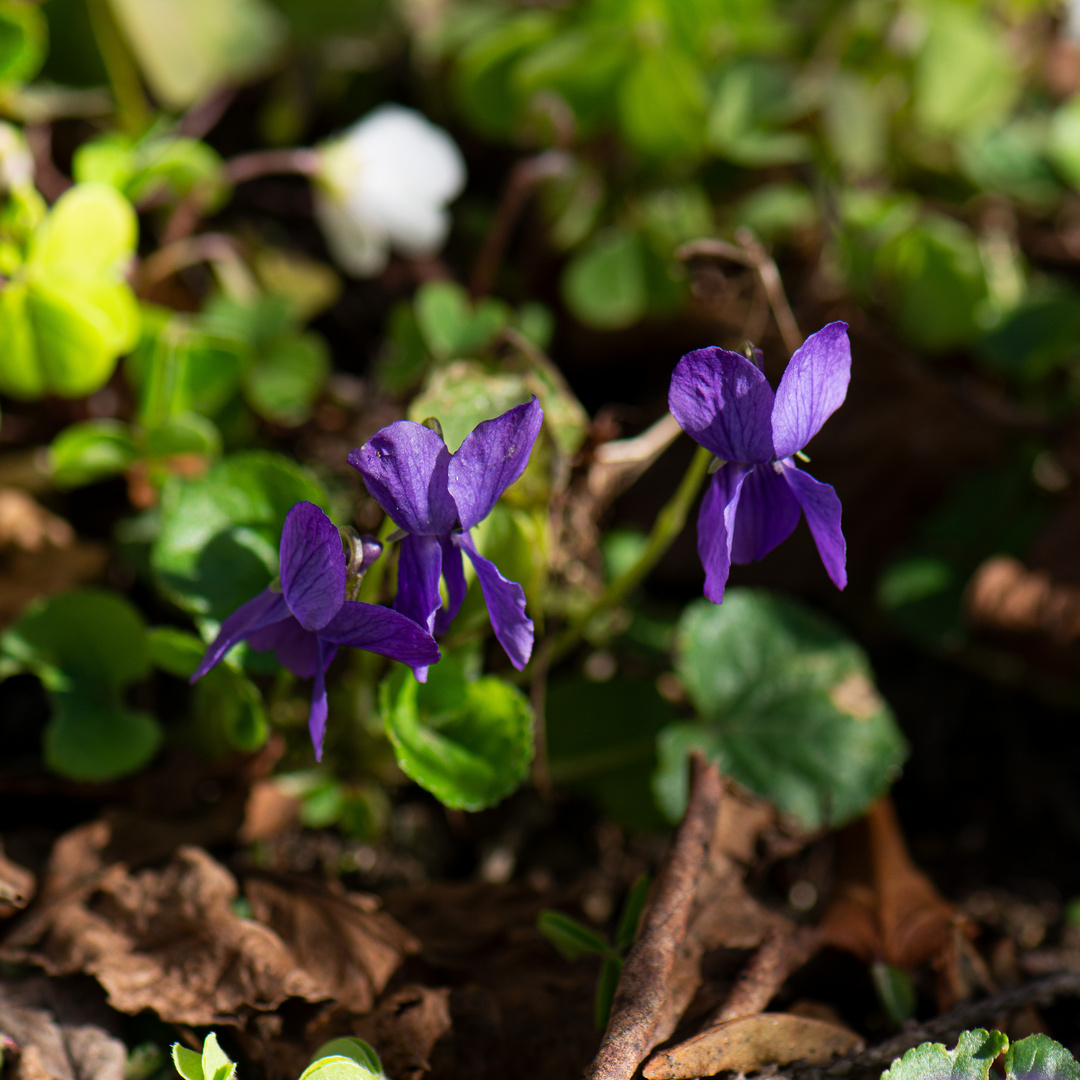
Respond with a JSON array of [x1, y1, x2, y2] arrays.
[[414, 281, 508, 359], [44, 693, 162, 781], [1050, 96, 1080, 191], [0, 1, 47, 84], [50, 419, 138, 488], [107, 0, 287, 110], [656, 590, 907, 829], [28, 183, 136, 277], [883, 1031, 1008, 1080], [298, 1058, 378, 1080], [148, 627, 205, 678], [537, 909, 611, 960], [151, 451, 330, 619], [6, 588, 150, 698], [194, 664, 268, 753], [1005, 1035, 1080, 1080], [171, 1044, 204, 1080], [144, 412, 222, 460], [615, 874, 651, 951], [914, 7, 1018, 138], [561, 228, 647, 331], [200, 1034, 235, 1080], [379, 657, 534, 811], [595, 955, 622, 1030], [307, 1039, 382, 1079], [242, 331, 330, 427], [872, 961, 916, 1029], [617, 46, 706, 159]]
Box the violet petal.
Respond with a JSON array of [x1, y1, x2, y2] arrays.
[[394, 532, 444, 634], [448, 397, 543, 530], [455, 531, 533, 670], [669, 346, 775, 464], [730, 462, 802, 565], [309, 637, 331, 761], [770, 321, 851, 460], [280, 501, 346, 631], [248, 614, 321, 679], [349, 420, 458, 535], [782, 463, 847, 590], [696, 463, 751, 604], [321, 600, 442, 668], [191, 589, 289, 681], [434, 536, 467, 636]]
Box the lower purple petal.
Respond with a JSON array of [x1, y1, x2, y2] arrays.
[[321, 601, 441, 668], [697, 464, 751, 604], [782, 463, 847, 590], [455, 531, 533, 670], [730, 462, 801, 565], [192, 590, 289, 681], [394, 533, 443, 633], [309, 637, 330, 761], [248, 615, 327, 679], [434, 537, 467, 636]]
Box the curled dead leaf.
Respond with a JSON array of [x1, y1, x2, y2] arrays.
[[0, 976, 126, 1080], [642, 1012, 864, 1080], [965, 556, 1080, 643], [0, 841, 35, 918], [244, 874, 420, 1013]]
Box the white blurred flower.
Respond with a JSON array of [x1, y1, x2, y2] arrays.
[[314, 105, 465, 277]]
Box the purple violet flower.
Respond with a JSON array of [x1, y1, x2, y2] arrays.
[[191, 500, 441, 759], [668, 321, 851, 603], [349, 398, 543, 676]]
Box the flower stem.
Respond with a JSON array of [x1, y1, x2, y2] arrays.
[[85, 0, 149, 136], [547, 442, 712, 666]]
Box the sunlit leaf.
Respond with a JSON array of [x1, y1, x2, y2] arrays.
[[883, 1030, 1009, 1080], [50, 419, 139, 488], [561, 227, 647, 331]]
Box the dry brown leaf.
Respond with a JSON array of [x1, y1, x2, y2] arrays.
[[352, 986, 452, 1080], [0, 840, 35, 919], [3, 844, 319, 1025], [643, 1012, 864, 1080], [240, 780, 301, 842], [244, 874, 420, 1013], [0, 976, 126, 1080], [965, 556, 1080, 643], [0, 490, 73, 552]]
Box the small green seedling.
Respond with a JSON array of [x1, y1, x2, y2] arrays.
[[172, 1034, 386, 1080]]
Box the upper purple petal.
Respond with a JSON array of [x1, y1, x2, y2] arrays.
[[696, 463, 751, 604], [393, 532, 443, 636], [349, 421, 457, 535], [669, 347, 776, 464], [730, 463, 802, 565], [455, 531, 533, 670], [770, 322, 851, 460], [781, 463, 847, 590], [320, 600, 442, 668], [191, 589, 290, 681], [247, 614, 322, 678], [280, 501, 345, 631], [434, 536, 467, 636], [448, 398, 543, 530]]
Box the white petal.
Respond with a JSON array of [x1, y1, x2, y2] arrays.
[[313, 192, 389, 277]]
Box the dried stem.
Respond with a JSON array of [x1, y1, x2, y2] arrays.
[[469, 150, 572, 299], [24, 124, 71, 203], [678, 229, 804, 356], [781, 970, 1080, 1080], [134, 233, 258, 302], [548, 443, 711, 666], [586, 754, 723, 1080]]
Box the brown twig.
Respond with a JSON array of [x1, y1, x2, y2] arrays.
[[586, 754, 723, 1080], [713, 926, 822, 1025], [24, 124, 71, 203], [177, 85, 237, 140], [781, 970, 1080, 1080], [677, 229, 804, 356], [588, 413, 684, 502], [469, 150, 572, 299]]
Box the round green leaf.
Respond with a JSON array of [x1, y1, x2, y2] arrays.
[[658, 590, 907, 829], [44, 694, 162, 781], [0, 1, 46, 83], [561, 228, 647, 331], [242, 331, 330, 427], [380, 659, 534, 811], [50, 419, 139, 489], [28, 183, 137, 277], [151, 451, 330, 619], [1006, 1035, 1080, 1080]]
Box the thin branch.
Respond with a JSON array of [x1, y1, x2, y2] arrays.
[[712, 927, 821, 1025], [134, 233, 258, 302], [177, 86, 237, 140], [678, 229, 804, 356], [24, 124, 71, 203], [469, 150, 572, 299], [781, 971, 1080, 1080], [586, 754, 723, 1080]]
